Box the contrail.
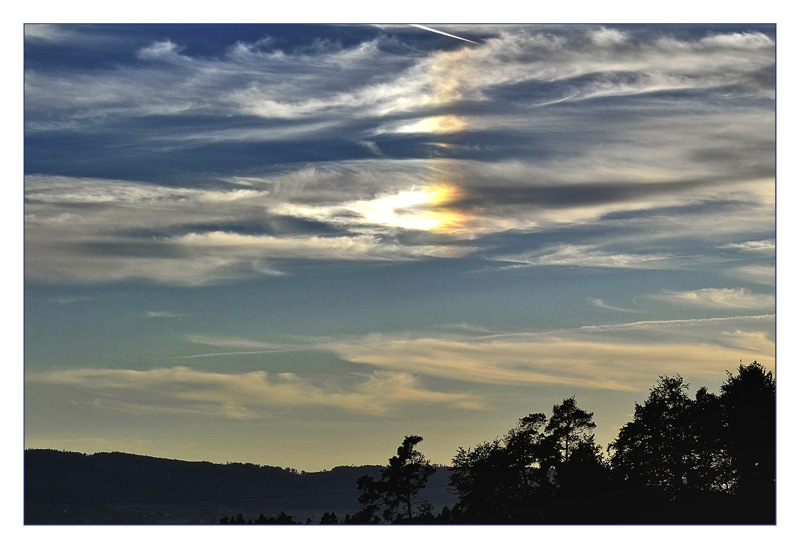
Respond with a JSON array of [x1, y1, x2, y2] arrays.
[[410, 24, 479, 45]]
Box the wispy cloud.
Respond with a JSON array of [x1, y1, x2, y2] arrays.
[[325, 316, 774, 392], [25, 24, 79, 43], [24, 174, 478, 284], [730, 265, 775, 285], [588, 298, 638, 313], [357, 140, 385, 156], [491, 244, 674, 270], [589, 27, 629, 47], [24, 158, 773, 284], [24, 24, 121, 45], [144, 311, 185, 319], [174, 335, 306, 358], [24, 26, 774, 286], [48, 296, 95, 305], [25, 27, 774, 127], [574, 314, 774, 333], [652, 287, 775, 310], [718, 239, 775, 252], [28, 366, 485, 419], [173, 231, 471, 261], [178, 312, 773, 396], [136, 40, 188, 61]]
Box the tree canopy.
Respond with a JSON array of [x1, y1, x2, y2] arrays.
[[352, 435, 436, 523]]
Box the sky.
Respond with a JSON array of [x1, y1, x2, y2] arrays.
[[23, 22, 776, 472]]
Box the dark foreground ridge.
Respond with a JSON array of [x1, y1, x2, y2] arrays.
[[25, 362, 775, 525], [25, 450, 455, 524]]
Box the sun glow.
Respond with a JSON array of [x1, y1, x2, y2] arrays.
[[395, 115, 467, 134], [354, 184, 464, 232]]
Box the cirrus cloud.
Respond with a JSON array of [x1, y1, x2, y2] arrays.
[[652, 287, 775, 310], [27, 366, 485, 419]]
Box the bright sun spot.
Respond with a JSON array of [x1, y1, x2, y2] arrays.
[[354, 184, 464, 231], [396, 115, 467, 134]]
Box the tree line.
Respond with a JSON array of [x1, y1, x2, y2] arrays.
[[224, 361, 775, 524]]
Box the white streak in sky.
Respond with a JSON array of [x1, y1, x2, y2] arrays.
[[410, 24, 479, 45]]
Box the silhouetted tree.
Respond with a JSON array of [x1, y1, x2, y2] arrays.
[[609, 375, 697, 498], [720, 361, 775, 521], [437, 505, 453, 523], [449, 412, 557, 522], [545, 397, 596, 463], [608, 373, 749, 508], [351, 474, 383, 523], [551, 435, 609, 494], [414, 502, 436, 524], [343, 510, 374, 525], [355, 435, 436, 523], [273, 511, 297, 524], [319, 511, 338, 524], [450, 439, 514, 521], [687, 386, 734, 493]]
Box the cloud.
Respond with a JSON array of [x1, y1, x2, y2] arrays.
[[25, 26, 774, 131], [718, 239, 775, 252], [720, 330, 774, 354], [172, 335, 307, 359], [25, 24, 81, 43], [28, 366, 484, 419], [186, 335, 301, 350], [575, 314, 774, 333], [170, 313, 774, 397], [357, 140, 384, 156], [404, 27, 774, 108], [698, 32, 775, 50], [173, 231, 470, 261], [730, 265, 775, 285], [25, 232, 473, 285], [588, 298, 638, 313], [24, 174, 478, 284], [25, 243, 267, 286], [491, 244, 674, 270], [589, 27, 629, 47], [144, 311, 185, 319], [136, 40, 188, 61], [48, 296, 94, 305], [325, 316, 774, 392], [24, 156, 773, 283], [652, 288, 775, 310], [24, 26, 774, 287]]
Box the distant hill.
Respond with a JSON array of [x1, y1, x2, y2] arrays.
[[24, 449, 456, 524]]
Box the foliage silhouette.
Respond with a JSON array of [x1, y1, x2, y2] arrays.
[[720, 361, 776, 522], [221, 511, 299, 524], [449, 413, 550, 522], [545, 396, 596, 463], [353, 435, 436, 523], [448, 398, 611, 523], [610, 375, 701, 498], [605, 365, 775, 523], [319, 511, 338, 524]]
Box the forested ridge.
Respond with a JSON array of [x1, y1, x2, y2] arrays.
[[26, 361, 775, 525]]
